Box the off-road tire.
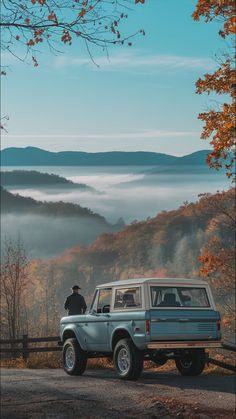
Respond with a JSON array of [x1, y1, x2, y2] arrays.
[[175, 348, 206, 376], [113, 338, 143, 380], [63, 338, 87, 376]]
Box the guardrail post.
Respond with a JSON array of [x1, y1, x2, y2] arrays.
[[22, 334, 28, 362]]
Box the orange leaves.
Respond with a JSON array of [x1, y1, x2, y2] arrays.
[[193, 0, 236, 179], [193, 0, 236, 38], [61, 30, 72, 45], [27, 39, 35, 46], [1, 0, 147, 70], [111, 25, 116, 34], [32, 56, 38, 67], [48, 11, 58, 25], [195, 61, 235, 96], [34, 30, 43, 43], [79, 8, 87, 18]]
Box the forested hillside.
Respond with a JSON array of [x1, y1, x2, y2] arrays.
[[9, 188, 233, 341], [1, 170, 93, 190], [1, 186, 104, 219]]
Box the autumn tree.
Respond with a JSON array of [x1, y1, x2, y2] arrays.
[[192, 0, 236, 179], [1, 0, 146, 69], [197, 189, 235, 340], [0, 237, 29, 339]]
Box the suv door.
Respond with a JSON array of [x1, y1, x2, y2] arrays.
[[85, 288, 112, 351]]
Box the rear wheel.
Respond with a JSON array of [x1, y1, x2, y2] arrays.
[[113, 338, 143, 380], [63, 338, 87, 376], [175, 349, 206, 376]]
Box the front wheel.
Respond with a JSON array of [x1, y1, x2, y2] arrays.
[[113, 338, 143, 380], [63, 338, 87, 376], [175, 349, 206, 376]]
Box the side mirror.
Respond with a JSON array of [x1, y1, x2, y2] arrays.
[[102, 304, 110, 313]]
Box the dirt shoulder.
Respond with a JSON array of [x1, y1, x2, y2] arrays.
[[1, 369, 235, 418]]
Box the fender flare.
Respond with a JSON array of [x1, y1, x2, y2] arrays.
[[110, 325, 134, 351], [62, 325, 87, 351]]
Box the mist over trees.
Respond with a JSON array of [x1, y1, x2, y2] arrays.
[[2, 189, 233, 341], [1, 187, 125, 258]]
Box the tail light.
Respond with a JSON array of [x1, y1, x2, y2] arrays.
[[217, 320, 221, 331], [145, 320, 150, 334]]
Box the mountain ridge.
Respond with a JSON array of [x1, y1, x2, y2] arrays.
[[1, 146, 212, 166]]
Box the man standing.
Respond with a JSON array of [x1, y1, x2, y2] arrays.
[[64, 285, 87, 315]]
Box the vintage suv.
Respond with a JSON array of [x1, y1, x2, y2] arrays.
[[60, 278, 222, 380]]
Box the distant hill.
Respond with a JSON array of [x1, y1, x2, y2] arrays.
[[1, 147, 178, 166], [144, 150, 223, 175], [1, 170, 94, 190], [0, 186, 108, 220]]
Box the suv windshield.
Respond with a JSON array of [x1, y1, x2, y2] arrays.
[[150, 286, 210, 308]]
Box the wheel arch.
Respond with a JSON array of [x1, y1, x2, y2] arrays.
[[62, 326, 85, 350], [111, 328, 133, 351], [62, 329, 77, 342]]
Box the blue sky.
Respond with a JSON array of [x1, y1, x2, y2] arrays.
[[1, 0, 225, 155]]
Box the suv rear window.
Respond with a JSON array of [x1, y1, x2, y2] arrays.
[[114, 287, 142, 309], [150, 286, 210, 308]]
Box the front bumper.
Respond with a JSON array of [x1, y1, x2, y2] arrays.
[[147, 340, 223, 349]]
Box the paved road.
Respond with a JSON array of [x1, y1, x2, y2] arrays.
[[1, 368, 235, 418]]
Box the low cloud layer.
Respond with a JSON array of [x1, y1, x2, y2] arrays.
[[5, 167, 230, 225], [55, 50, 215, 73]]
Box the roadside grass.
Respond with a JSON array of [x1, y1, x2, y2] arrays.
[[1, 352, 234, 375]]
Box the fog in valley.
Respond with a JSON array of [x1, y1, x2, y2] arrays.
[[1, 165, 230, 258], [1, 214, 121, 259], [2, 166, 230, 222]]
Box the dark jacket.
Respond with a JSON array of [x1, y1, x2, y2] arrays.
[[64, 293, 87, 315]]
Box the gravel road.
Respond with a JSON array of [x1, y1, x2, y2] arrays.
[[1, 368, 235, 418]]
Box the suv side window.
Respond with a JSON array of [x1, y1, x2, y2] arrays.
[[97, 288, 112, 313], [114, 287, 141, 309]]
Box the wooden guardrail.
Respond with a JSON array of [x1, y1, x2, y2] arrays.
[[207, 341, 236, 372], [0, 336, 235, 370], [0, 335, 61, 361]]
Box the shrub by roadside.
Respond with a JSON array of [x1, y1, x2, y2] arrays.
[[1, 352, 234, 374]]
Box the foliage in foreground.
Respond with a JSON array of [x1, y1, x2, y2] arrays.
[[193, 0, 236, 179]]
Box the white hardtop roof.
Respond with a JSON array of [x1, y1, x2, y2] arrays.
[[97, 277, 208, 288]]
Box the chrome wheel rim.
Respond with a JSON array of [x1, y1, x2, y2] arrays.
[[65, 346, 75, 370], [117, 347, 130, 374]]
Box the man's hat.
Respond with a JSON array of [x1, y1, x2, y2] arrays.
[[72, 285, 81, 290]]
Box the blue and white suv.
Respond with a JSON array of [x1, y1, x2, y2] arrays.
[[60, 278, 222, 379]]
